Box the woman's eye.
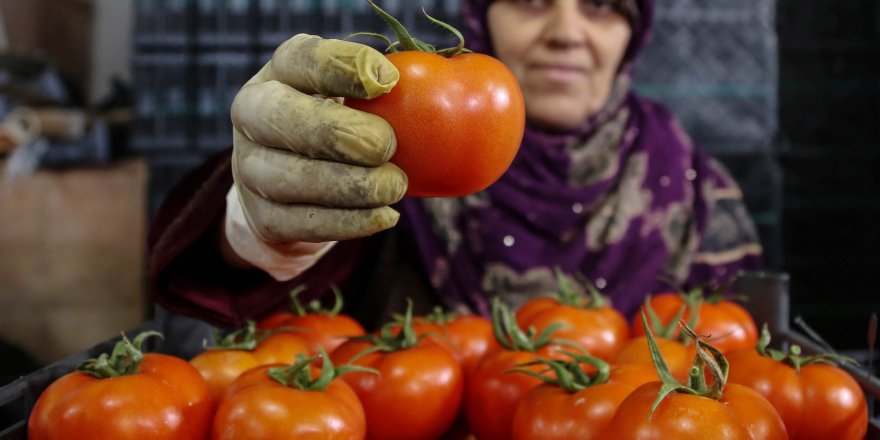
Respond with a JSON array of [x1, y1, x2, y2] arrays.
[[509, 0, 552, 9], [581, 0, 617, 16]]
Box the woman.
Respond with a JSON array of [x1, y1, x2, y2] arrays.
[[149, 0, 763, 330]]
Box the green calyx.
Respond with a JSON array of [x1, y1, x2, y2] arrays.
[[642, 311, 729, 419], [491, 297, 569, 352], [546, 267, 609, 309], [268, 346, 378, 392], [288, 284, 345, 317], [642, 296, 693, 341], [352, 299, 424, 353], [756, 324, 858, 374], [507, 351, 612, 394], [349, 1, 470, 58], [77, 331, 163, 379], [204, 320, 304, 351]]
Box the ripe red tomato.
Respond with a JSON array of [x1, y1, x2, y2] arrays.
[[603, 381, 787, 439], [346, 50, 524, 197], [511, 356, 658, 440], [465, 298, 578, 440], [602, 322, 787, 439], [212, 357, 367, 440], [190, 321, 311, 403], [442, 314, 500, 376], [330, 307, 464, 440], [725, 327, 868, 440], [631, 287, 759, 353], [257, 286, 365, 354], [515, 270, 630, 361], [29, 332, 213, 440]]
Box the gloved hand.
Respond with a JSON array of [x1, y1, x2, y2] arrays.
[[230, 34, 407, 245]]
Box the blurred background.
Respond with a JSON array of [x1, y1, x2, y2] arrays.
[[0, 0, 877, 380]]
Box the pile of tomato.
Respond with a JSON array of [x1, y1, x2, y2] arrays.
[[27, 274, 869, 440]]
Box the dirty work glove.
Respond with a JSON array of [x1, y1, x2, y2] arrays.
[[225, 34, 406, 278]]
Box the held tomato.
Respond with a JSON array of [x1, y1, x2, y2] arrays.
[[515, 269, 630, 361], [345, 3, 525, 197], [28, 332, 213, 440], [511, 354, 658, 440], [330, 306, 464, 440], [189, 321, 310, 402], [212, 353, 368, 440], [725, 326, 868, 440], [631, 286, 759, 353], [257, 286, 365, 354]]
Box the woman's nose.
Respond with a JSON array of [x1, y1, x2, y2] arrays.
[[542, 0, 589, 48]]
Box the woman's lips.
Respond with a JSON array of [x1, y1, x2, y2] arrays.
[[528, 63, 588, 83]]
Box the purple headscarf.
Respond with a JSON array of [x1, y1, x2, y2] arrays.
[[397, 0, 763, 318]]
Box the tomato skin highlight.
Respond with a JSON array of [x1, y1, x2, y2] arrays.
[[28, 353, 213, 440], [346, 51, 525, 197], [726, 348, 868, 440]]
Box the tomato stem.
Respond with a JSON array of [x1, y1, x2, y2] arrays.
[[353, 300, 425, 352], [756, 324, 858, 374], [642, 311, 729, 419], [353, 1, 471, 58], [643, 297, 688, 340], [269, 347, 379, 392], [77, 331, 162, 379], [507, 351, 612, 393], [492, 297, 557, 352]]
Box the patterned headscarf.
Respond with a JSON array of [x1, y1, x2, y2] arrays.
[[397, 0, 762, 318]]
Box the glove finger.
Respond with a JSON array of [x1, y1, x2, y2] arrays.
[[232, 82, 396, 167], [234, 130, 407, 208], [247, 34, 399, 99], [238, 184, 400, 243]]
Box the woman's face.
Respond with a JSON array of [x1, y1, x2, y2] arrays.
[[487, 0, 632, 131]]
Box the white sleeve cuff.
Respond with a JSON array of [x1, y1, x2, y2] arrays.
[[224, 185, 337, 281]]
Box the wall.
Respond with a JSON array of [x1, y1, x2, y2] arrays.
[[0, 160, 148, 365], [0, 0, 134, 105]]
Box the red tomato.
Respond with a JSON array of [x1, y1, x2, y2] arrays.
[[29, 332, 213, 440], [631, 288, 759, 353], [603, 381, 787, 439], [726, 329, 868, 440], [330, 305, 464, 440], [346, 50, 525, 197], [602, 322, 787, 439], [190, 322, 310, 403], [465, 298, 577, 440], [212, 360, 366, 440], [258, 286, 365, 354], [518, 300, 629, 362], [443, 314, 500, 376], [512, 358, 658, 440], [468, 346, 567, 440]]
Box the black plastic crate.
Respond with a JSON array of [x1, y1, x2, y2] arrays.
[[1, 272, 878, 439]]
